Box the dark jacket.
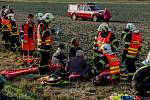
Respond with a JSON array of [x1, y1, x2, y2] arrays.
[[69, 47, 82, 58], [69, 56, 87, 73]]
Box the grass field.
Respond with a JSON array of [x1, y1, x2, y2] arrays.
[[0, 1, 150, 100]]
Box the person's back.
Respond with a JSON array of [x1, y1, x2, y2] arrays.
[[69, 56, 87, 73]]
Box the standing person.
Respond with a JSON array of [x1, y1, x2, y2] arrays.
[[122, 23, 142, 81], [36, 13, 44, 25], [132, 51, 150, 99], [103, 8, 111, 24], [22, 14, 36, 66], [69, 38, 82, 60], [0, 6, 6, 17], [7, 13, 21, 52], [93, 44, 120, 85], [37, 13, 53, 75], [0, 17, 2, 34], [1, 12, 11, 49], [94, 23, 119, 69]]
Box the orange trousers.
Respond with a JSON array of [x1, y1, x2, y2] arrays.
[[22, 38, 34, 51]]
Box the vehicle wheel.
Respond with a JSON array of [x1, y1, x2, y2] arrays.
[[71, 14, 77, 20], [92, 15, 98, 22]]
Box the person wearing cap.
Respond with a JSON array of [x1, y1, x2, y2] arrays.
[[132, 51, 150, 99], [93, 43, 120, 85], [37, 13, 53, 75], [94, 23, 119, 71], [22, 14, 36, 66], [121, 23, 142, 81], [7, 13, 21, 52]]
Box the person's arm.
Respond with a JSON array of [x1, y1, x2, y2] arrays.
[[109, 33, 119, 52]]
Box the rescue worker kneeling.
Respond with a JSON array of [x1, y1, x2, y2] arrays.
[[93, 44, 120, 86], [7, 13, 21, 52], [132, 51, 150, 100], [69, 50, 93, 81]]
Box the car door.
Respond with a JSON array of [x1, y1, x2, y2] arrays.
[[83, 6, 92, 18], [77, 5, 85, 18]]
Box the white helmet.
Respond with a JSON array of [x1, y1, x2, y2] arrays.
[[36, 13, 44, 21], [7, 13, 15, 21], [42, 13, 54, 22], [97, 23, 109, 32], [76, 50, 84, 57], [102, 43, 114, 54], [126, 23, 139, 33], [142, 51, 150, 65]]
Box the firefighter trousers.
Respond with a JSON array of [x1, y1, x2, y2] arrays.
[[10, 35, 21, 52], [3, 31, 11, 49], [39, 45, 51, 75]]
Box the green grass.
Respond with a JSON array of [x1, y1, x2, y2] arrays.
[[0, 1, 150, 99]]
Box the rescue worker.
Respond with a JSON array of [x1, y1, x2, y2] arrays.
[[0, 5, 6, 17], [22, 14, 36, 66], [93, 44, 120, 86], [94, 23, 119, 69], [132, 51, 150, 99], [1, 12, 11, 49], [36, 13, 44, 25], [0, 17, 2, 34], [37, 13, 53, 75], [7, 13, 21, 52], [122, 23, 142, 81]]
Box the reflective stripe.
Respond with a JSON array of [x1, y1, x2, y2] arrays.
[[125, 42, 130, 45], [112, 45, 117, 50], [126, 54, 136, 58], [128, 72, 134, 75], [110, 70, 120, 74], [128, 47, 138, 51], [122, 32, 128, 40], [110, 66, 120, 70], [99, 60, 105, 65]]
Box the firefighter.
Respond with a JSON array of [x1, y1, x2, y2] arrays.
[[7, 13, 21, 52], [37, 13, 53, 75], [22, 14, 36, 66], [132, 51, 150, 99], [122, 23, 142, 81], [1, 12, 11, 49], [0, 17, 2, 34], [36, 13, 44, 25], [94, 23, 119, 70], [93, 43, 120, 86]]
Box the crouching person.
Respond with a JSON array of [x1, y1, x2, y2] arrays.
[[69, 50, 93, 81], [132, 51, 150, 100], [49, 44, 68, 82], [93, 44, 120, 86]]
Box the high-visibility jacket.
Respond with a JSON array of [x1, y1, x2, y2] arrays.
[[10, 21, 19, 36], [22, 21, 36, 43], [103, 54, 120, 75], [96, 31, 112, 52], [125, 33, 142, 58], [37, 23, 52, 46], [1, 17, 11, 32]]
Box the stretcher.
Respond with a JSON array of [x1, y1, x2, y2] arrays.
[[0, 67, 38, 79]]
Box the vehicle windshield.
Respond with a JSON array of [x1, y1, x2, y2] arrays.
[[89, 5, 100, 10]]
